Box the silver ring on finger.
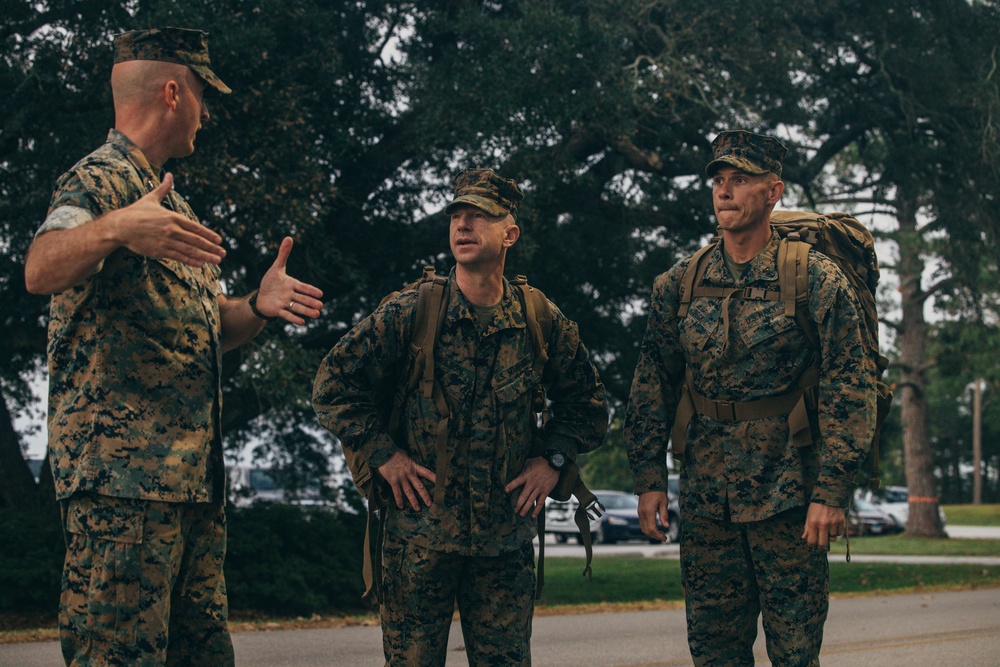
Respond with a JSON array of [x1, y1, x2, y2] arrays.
[[289, 301, 295, 311]]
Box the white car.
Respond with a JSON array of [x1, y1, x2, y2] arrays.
[[545, 486, 681, 544], [857, 486, 947, 530]]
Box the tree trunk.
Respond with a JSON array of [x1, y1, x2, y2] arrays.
[[0, 394, 41, 511], [895, 196, 947, 537]]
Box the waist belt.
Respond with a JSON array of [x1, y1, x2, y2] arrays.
[[671, 366, 819, 455]]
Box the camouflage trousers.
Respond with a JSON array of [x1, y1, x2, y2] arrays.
[[59, 493, 234, 667], [680, 505, 829, 667], [380, 532, 535, 666]]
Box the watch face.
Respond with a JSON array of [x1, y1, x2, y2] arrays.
[[549, 452, 566, 469]]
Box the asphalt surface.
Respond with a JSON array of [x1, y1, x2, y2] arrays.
[[4, 589, 998, 666]]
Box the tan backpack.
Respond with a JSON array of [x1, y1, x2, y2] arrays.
[[673, 210, 892, 487]]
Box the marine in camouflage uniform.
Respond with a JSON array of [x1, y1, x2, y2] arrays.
[[313, 169, 608, 667], [624, 131, 876, 666], [25, 27, 324, 666]]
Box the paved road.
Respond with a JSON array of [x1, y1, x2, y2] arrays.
[[5, 589, 998, 666]]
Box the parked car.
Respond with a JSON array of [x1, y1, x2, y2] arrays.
[[229, 465, 343, 509], [847, 497, 900, 536], [856, 486, 947, 530], [545, 488, 680, 544]]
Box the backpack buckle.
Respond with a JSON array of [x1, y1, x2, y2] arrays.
[[713, 399, 737, 421]]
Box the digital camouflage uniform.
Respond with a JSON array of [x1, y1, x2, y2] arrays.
[[625, 132, 876, 667], [313, 171, 608, 666], [39, 27, 234, 667]]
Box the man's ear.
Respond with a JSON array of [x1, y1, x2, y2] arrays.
[[163, 80, 180, 111], [504, 222, 520, 247], [767, 179, 785, 206]]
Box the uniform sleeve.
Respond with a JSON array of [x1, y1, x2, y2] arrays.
[[312, 295, 414, 471], [807, 256, 878, 507], [538, 305, 610, 460], [624, 264, 688, 495]]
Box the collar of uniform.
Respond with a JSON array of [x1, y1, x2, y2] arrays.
[[706, 235, 782, 286], [445, 267, 528, 338], [105, 128, 162, 190]]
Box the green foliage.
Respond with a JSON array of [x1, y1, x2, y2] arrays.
[[3, 0, 999, 503], [0, 509, 64, 612], [225, 504, 368, 615], [0, 504, 369, 617], [578, 418, 635, 492]]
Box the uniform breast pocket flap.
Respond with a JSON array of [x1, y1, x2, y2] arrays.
[[493, 355, 537, 405], [739, 303, 799, 349]]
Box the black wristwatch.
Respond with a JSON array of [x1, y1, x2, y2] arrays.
[[248, 289, 277, 321], [543, 449, 568, 472]]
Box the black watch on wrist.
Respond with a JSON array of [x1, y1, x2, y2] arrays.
[[543, 448, 568, 472], [248, 290, 277, 322]]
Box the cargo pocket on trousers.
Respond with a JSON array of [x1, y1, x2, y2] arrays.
[[65, 496, 145, 647]]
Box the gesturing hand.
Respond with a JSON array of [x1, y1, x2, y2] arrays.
[[254, 237, 325, 324], [118, 173, 227, 266]]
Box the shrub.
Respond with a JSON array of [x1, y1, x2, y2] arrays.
[[0, 502, 369, 617], [224, 503, 368, 615], [0, 508, 64, 612]]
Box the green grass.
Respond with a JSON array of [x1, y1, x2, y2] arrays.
[[829, 534, 1000, 557], [536, 557, 1000, 608], [941, 504, 1000, 526]]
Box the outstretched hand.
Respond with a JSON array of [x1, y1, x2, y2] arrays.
[[119, 173, 227, 266], [254, 237, 325, 324]]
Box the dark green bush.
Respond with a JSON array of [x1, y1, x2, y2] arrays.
[[224, 503, 368, 615], [0, 502, 368, 617], [0, 508, 64, 612]]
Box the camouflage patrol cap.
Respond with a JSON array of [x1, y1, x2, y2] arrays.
[[706, 130, 786, 176], [444, 169, 525, 219], [113, 27, 231, 95]]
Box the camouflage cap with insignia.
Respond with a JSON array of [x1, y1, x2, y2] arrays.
[[444, 168, 524, 219], [113, 27, 231, 95], [706, 130, 787, 176]]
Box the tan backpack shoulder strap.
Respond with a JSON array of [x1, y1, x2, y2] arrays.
[[677, 243, 717, 318], [512, 275, 552, 378]]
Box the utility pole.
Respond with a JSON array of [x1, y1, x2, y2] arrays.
[[972, 379, 983, 505]]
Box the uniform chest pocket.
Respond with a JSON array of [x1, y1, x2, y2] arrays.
[[738, 300, 800, 350], [679, 298, 720, 353], [492, 354, 537, 406]]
